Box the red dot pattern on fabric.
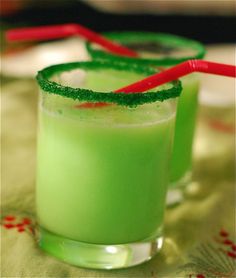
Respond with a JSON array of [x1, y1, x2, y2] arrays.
[[215, 229, 236, 260], [22, 218, 31, 225], [220, 229, 229, 237], [4, 223, 15, 229], [2, 215, 34, 234], [184, 228, 236, 278], [223, 239, 234, 245], [4, 216, 15, 221], [231, 245, 236, 252], [208, 120, 235, 134], [227, 252, 236, 259]]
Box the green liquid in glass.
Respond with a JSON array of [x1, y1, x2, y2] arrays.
[[37, 104, 175, 244], [36, 66, 176, 245]]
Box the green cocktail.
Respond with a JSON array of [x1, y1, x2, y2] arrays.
[[36, 61, 181, 269], [87, 32, 205, 204]]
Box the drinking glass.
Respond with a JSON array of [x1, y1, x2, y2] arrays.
[[36, 61, 181, 269], [87, 32, 205, 205]]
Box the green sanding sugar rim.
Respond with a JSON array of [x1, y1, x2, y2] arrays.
[[36, 61, 182, 107], [86, 31, 206, 66]]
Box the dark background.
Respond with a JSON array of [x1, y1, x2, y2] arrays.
[[1, 0, 235, 44]]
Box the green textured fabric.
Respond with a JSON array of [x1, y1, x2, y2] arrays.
[[1, 77, 235, 278]]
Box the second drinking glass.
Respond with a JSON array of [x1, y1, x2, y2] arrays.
[[87, 32, 206, 205]]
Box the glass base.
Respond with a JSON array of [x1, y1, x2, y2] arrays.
[[166, 171, 192, 207], [36, 227, 163, 269]]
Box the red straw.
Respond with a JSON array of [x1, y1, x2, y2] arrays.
[[115, 59, 236, 92], [79, 59, 236, 108], [6, 23, 138, 57]]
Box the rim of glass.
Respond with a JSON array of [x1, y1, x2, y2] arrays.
[[36, 61, 182, 107], [86, 31, 206, 66]]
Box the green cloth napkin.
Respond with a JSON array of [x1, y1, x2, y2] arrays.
[[1, 77, 235, 278]]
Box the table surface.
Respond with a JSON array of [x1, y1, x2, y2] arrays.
[[1, 45, 235, 278]]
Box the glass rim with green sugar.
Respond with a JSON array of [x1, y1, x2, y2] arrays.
[[36, 60, 182, 107], [86, 32, 206, 66]]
